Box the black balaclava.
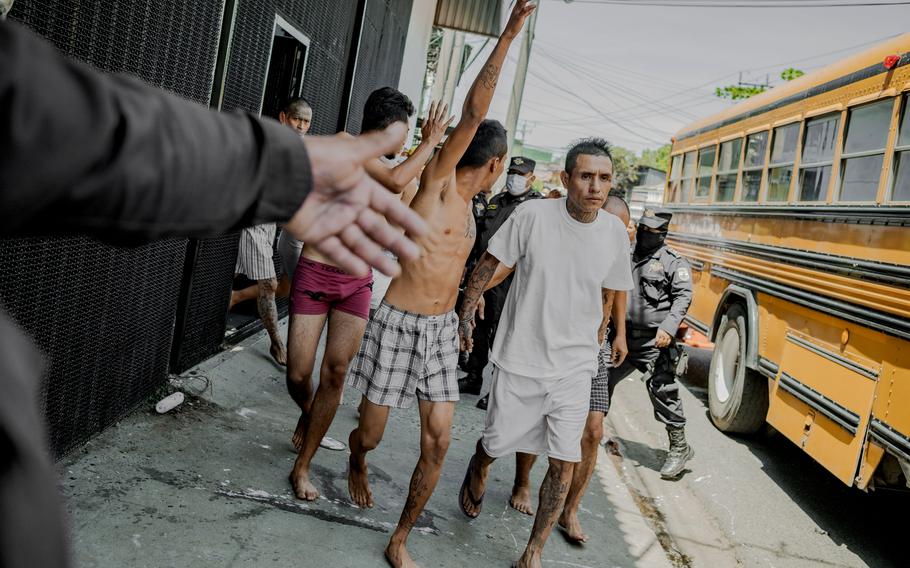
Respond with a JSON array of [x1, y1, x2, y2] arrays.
[[634, 226, 667, 258]]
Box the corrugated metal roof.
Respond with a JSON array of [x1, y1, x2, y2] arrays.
[[434, 0, 502, 38]]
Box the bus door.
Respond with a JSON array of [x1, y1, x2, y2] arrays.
[[766, 329, 881, 486]]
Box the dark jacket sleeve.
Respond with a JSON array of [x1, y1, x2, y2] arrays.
[[0, 21, 312, 242], [658, 254, 693, 336]]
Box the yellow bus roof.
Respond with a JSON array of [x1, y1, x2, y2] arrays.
[[674, 33, 910, 141]]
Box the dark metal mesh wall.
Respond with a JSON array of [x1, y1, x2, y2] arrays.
[[5, 0, 224, 457], [346, 0, 414, 133], [221, 1, 360, 133]]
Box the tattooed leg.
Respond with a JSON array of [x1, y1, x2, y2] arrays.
[[386, 400, 454, 568], [515, 458, 574, 568], [257, 277, 286, 365]]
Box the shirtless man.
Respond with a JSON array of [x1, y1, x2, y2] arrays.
[[287, 88, 450, 501], [507, 196, 632, 545], [345, 3, 536, 566]]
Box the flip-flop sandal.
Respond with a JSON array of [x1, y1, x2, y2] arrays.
[[459, 455, 485, 519], [557, 522, 587, 545], [319, 436, 346, 451]]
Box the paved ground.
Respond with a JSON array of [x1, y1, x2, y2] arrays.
[[58, 325, 906, 567]]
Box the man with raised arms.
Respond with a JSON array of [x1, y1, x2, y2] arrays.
[[457, 139, 633, 568], [344, 2, 536, 566]]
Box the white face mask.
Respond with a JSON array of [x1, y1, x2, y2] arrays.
[[505, 174, 528, 196]]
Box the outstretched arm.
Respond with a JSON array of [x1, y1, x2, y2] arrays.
[[364, 101, 453, 194], [421, 0, 536, 186], [458, 251, 503, 351]]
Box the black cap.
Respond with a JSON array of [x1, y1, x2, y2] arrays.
[[508, 156, 536, 176], [638, 209, 672, 230]]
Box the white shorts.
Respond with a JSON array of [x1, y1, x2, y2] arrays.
[[481, 367, 592, 463], [369, 250, 398, 310], [235, 223, 277, 280]]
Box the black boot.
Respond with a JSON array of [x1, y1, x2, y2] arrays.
[[476, 393, 489, 410], [458, 373, 483, 395], [660, 425, 694, 479]]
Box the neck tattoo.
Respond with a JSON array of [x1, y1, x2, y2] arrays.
[[566, 198, 597, 224]]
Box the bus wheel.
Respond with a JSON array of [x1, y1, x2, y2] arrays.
[[708, 304, 768, 434]]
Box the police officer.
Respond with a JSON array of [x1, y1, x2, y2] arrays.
[[605, 209, 694, 479], [458, 156, 541, 401]]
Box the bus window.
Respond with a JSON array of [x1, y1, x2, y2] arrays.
[[766, 123, 800, 202], [741, 131, 768, 202], [715, 138, 742, 202], [681, 151, 696, 202], [890, 95, 910, 202], [696, 145, 717, 198], [668, 154, 683, 202], [839, 99, 892, 201], [798, 114, 840, 201]]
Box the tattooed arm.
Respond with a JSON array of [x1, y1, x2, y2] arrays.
[[598, 288, 616, 346], [420, 0, 535, 184], [458, 251, 503, 352]]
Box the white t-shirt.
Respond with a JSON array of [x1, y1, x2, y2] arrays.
[[487, 198, 633, 380]]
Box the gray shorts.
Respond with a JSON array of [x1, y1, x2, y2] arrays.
[[235, 223, 277, 280], [347, 301, 460, 409]]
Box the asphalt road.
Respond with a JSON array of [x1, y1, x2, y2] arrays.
[[604, 346, 906, 568]]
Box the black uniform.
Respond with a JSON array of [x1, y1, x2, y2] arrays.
[[463, 187, 542, 378], [603, 214, 693, 426]]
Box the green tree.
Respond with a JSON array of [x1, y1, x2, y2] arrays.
[[639, 144, 671, 173], [611, 146, 639, 193], [715, 68, 805, 101]]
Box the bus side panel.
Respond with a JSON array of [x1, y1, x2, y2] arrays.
[[861, 344, 910, 487]]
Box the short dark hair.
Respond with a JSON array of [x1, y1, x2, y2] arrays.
[[457, 119, 508, 169], [361, 87, 415, 133], [283, 97, 311, 115], [565, 137, 613, 173]]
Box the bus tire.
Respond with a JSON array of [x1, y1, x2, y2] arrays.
[[708, 304, 768, 434]]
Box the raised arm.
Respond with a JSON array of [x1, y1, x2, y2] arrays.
[[422, 0, 535, 184], [364, 101, 453, 194]]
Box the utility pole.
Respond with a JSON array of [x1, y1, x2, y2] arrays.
[[504, 2, 538, 159]]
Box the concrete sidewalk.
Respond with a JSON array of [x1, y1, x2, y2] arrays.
[[60, 323, 673, 568]]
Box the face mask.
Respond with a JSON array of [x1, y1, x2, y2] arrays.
[[634, 228, 666, 257], [505, 174, 528, 196]]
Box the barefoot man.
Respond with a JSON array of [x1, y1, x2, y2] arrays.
[[508, 195, 633, 540], [345, 3, 536, 566], [458, 138, 633, 568], [287, 88, 450, 500]]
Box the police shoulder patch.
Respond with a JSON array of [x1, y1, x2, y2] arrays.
[[487, 204, 497, 210], [677, 267, 690, 282]]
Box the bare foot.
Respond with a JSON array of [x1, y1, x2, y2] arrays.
[[270, 342, 287, 366], [384, 539, 418, 568], [291, 413, 307, 451], [348, 454, 374, 508], [513, 548, 542, 568], [289, 466, 319, 501], [509, 484, 534, 515], [558, 511, 589, 543]]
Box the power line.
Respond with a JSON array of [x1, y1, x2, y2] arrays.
[[554, 0, 910, 7]]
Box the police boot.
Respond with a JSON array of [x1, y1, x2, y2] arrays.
[[660, 425, 694, 479], [458, 373, 483, 395]]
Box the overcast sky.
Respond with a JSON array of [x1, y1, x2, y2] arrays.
[[450, 0, 910, 155]]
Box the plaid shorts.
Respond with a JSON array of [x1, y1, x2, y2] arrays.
[[347, 301, 460, 409], [235, 223, 277, 280], [591, 342, 612, 413]]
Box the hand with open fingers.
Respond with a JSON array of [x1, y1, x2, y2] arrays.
[[503, 0, 536, 40], [611, 333, 628, 368], [459, 318, 475, 353], [655, 329, 673, 349], [421, 100, 454, 146], [286, 123, 428, 278]]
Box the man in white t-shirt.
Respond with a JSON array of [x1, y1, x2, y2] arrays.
[[457, 138, 633, 568]]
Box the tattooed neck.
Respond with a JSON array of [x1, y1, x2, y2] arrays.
[[565, 198, 597, 223]]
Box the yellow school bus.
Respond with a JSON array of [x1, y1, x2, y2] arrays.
[[664, 34, 910, 490]]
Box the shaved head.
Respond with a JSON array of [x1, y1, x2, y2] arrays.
[[603, 195, 630, 226]]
